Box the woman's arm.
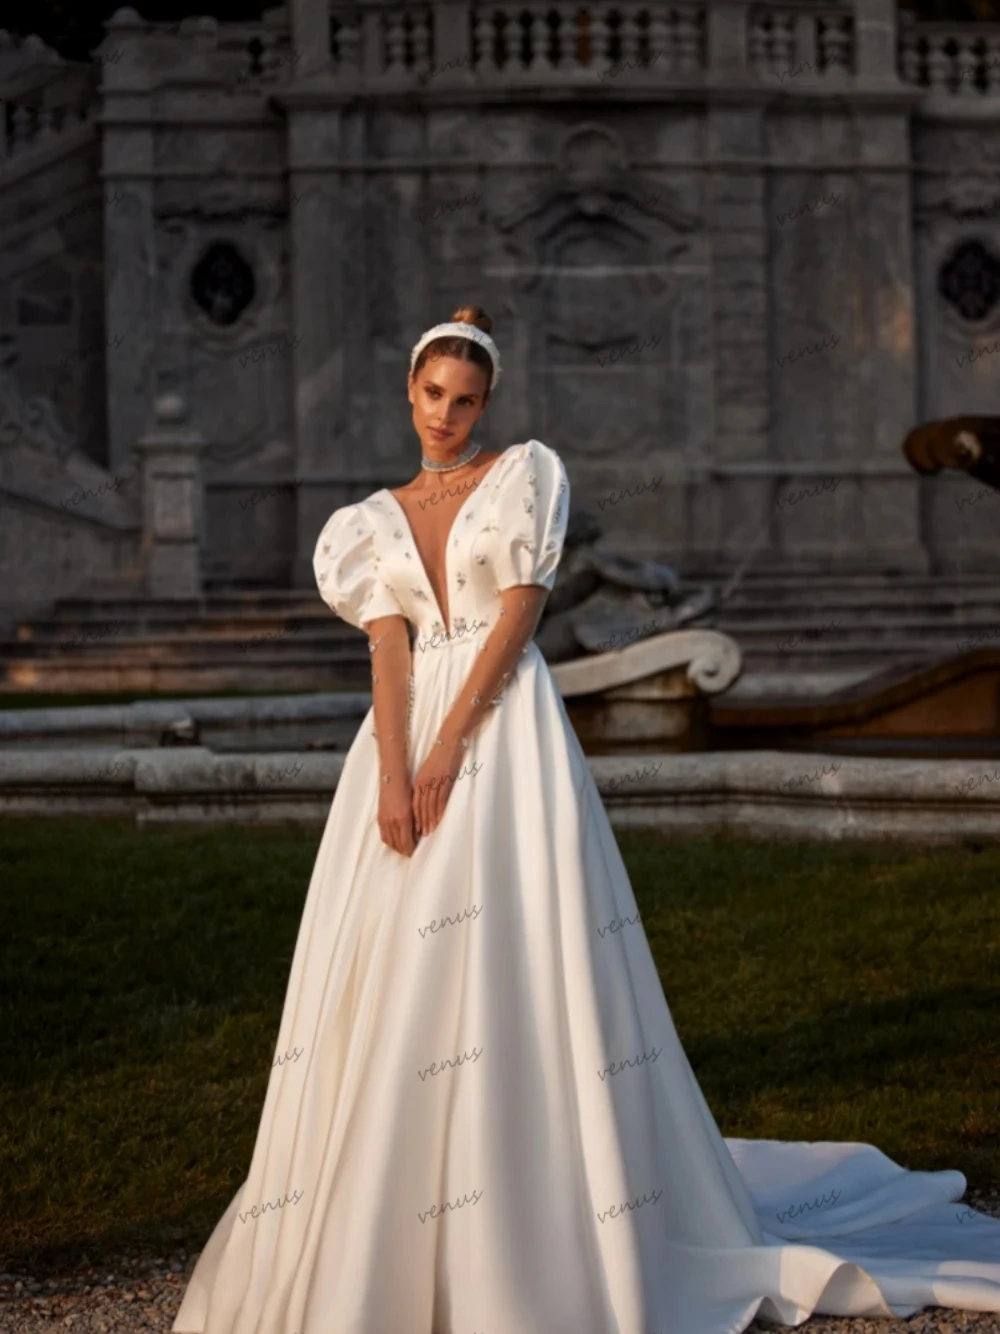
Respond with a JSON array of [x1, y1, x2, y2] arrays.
[[365, 613, 417, 857], [439, 584, 547, 745], [410, 584, 547, 837]]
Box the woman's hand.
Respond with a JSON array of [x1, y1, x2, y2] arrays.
[[377, 771, 418, 858], [412, 737, 468, 839]]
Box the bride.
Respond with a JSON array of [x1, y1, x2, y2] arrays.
[[172, 307, 1000, 1334]]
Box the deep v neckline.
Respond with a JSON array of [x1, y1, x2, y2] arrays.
[[380, 446, 513, 639]]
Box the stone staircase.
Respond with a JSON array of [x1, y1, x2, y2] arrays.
[[2, 571, 998, 698], [0, 592, 369, 696], [702, 569, 1000, 697]]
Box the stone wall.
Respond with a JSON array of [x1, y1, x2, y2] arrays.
[[1, 0, 1000, 616]]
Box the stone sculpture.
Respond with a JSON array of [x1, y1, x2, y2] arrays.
[[536, 503, 717, 663]]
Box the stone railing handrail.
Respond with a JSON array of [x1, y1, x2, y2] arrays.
[[897, 14, 1000, 96], [0, 92, 98, 177], [328, 0, 707, 84], [746, 2, 853, 80]]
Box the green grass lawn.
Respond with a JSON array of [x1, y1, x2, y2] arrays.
[[1, 819, 998, 1277]]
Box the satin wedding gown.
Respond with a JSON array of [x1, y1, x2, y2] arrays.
[[173, 439, 1000, 1334]]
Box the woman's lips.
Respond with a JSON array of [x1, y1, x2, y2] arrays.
[[428, 428, 451, 440]]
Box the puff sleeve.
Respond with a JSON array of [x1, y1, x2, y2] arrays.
[[313, 502, 406, 631], [492, 438, 570, 593]]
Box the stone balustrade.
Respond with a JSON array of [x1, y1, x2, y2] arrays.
[[0, 98, 96, 166], [323, 0, 864, 87], [897, 16, 1000, 96], [746, 4, 854, 81]]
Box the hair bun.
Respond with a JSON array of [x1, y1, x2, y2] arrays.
[[450, 305, 492, 335]]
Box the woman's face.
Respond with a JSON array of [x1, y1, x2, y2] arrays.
[[407, 354, 490, 459]]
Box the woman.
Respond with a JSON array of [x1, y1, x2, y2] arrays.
[[173, 308, 1000, 1334]]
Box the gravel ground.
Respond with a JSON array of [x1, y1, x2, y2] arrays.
[[1, 1189, 998, 1334]]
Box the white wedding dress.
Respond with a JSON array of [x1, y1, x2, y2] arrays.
[[173, 439, 1000, 1334]]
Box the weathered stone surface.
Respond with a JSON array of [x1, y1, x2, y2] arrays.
[[1, 0, 999, 625], [1, 743, 997, 840]]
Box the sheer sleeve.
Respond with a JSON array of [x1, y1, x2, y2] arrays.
[[492, 438, 570, 592], [313, 502, 406, 630]]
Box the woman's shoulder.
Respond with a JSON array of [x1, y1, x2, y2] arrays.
[[313, 494, 383, 561], [499, 438, 565, 475], [502, 439, 568, 494], [318, 488, 388, 534]]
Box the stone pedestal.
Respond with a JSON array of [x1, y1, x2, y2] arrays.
[[135, 394, 207, 597], [550, 628, 742, 753]]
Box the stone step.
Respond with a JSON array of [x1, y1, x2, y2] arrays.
[[733, 644, 974, 672], [1, 637, 364, 665], [48, 592, 323, 615], [716, 589, 1000, 612], [715, 616, 998, 641], [687, 564, 999, 582], [9, 614, 351, 642], [0, 657, 372, 694]]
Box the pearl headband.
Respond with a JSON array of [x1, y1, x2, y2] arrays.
[[409, 321, 502, 392]]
